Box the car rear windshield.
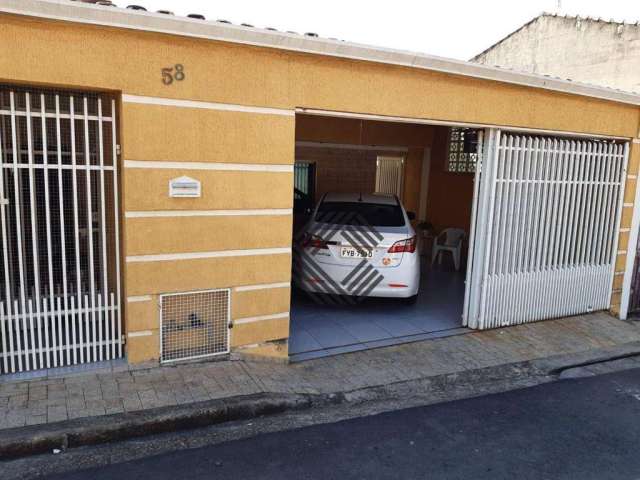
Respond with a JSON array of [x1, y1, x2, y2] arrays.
[[315, 202, 405, 227]]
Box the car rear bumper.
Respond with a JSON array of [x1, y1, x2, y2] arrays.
[[295, 253, 420, 298]]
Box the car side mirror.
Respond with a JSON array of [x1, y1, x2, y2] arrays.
[[407, 211, 416, 221]]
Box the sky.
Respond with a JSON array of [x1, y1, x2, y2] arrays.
[[134, 0, 639, 60]]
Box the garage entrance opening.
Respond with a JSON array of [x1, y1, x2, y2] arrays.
[[289, 114, 477, 361]]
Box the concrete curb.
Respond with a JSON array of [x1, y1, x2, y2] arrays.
[[0, 392, 336, 460], [2, 341, 640, 461], [529, 340, 640, 375]]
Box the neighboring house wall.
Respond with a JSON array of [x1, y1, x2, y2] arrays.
[[473, 14, 640, 93]]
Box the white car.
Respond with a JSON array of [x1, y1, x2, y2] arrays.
[[295, 193, 420, 302]]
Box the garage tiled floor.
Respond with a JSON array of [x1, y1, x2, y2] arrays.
[[289, 262, 467, 361]]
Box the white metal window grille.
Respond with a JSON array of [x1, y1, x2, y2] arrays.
[[160, 289, 230, 363], [465, 130, 628, 329], [446, 128, 480, 173], [0, 85, 122, 374], [375, 156, 404, 196]]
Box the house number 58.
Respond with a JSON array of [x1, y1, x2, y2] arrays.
[[161, 64, 186, 85]]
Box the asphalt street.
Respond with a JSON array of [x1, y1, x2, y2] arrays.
[[46, 367, 640, 480]]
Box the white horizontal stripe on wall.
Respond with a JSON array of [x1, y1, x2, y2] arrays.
[[128, 330, 153, 338], [126, 247, 291, 263], [124, 160, 293, 173], [234, 312, 289, 325], [125, 209, 292, 218], [123, 94, 294, 117], [234, 343, 261, 350], [234, 282, 291, 292], [127, 295, 152, 303], [633, 139, 640, 144]]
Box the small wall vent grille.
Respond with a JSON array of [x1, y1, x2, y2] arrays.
[[160, 289, 230, 363]]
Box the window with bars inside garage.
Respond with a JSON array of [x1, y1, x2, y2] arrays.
[[445, 127, 480, 173]]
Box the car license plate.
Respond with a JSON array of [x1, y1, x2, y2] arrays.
[[341, 247, 373, 258]]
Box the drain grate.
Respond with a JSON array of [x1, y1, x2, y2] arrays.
[[160, 289, 230, 363]]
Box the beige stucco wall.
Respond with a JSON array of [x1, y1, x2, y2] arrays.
[[2, 12, 639, 362]]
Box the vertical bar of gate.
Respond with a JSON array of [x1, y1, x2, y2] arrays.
[[13, 299, 23, 372], [568, 142, 586, 267], [20, 297, 31, 371], [70, 96, 85, 365], [575, 143, 594, 267], [55, 95, 74, 366], [97, 99, 110, 361], [111, 99, 122, 358], [41, 94, 54, 369], [0, 302, 7, 374], [70, 296, 77, 360], [542, 139, 561, 320], [587, 143, 608, 308], [488, 134, 509, 326], [25, 94, 42, 369], [10, 92, 26, 372], [46, 293, 57, 368], [602, 145, 621, 268], [598, 145, 616, 267], [531, 138, 549, 319], [561, 140, 576, 316], [583, 142, 599, 261], [56, 296, 63, 364], [580, 142, 597, 311], [109, 292, 116, 357], [41, 296, 49, 369], [552, 140, 569, 270], [27, 299, 37, 368], [607, 143, 629, 307], [83, 97, 98, 362], [462, 131, 483, 324], [84, 293, 91, 361], [523, 137, 540, 326], [500, 135, 520, 327], [589, 143, 607, 264], [489, 134, 507, 326], [518, 137, 535, 324], [475, 129, 501, 329], [496, 134, 514, 326], [558, 141, 577, 316], [512, 136, 530, 324], [602, 144, 620, 303], [566, 141, 581, 268], [0, 108, 12, 373]]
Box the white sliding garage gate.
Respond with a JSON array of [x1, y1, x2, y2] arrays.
[[465, 129, 628, 329], [0, 85, 122, 374]]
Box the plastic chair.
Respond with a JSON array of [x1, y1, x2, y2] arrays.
[[431, 228, 465, 271]]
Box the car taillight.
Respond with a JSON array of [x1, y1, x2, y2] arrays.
[[387, 236, 417, 254], [302, 234, 329, 250]]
